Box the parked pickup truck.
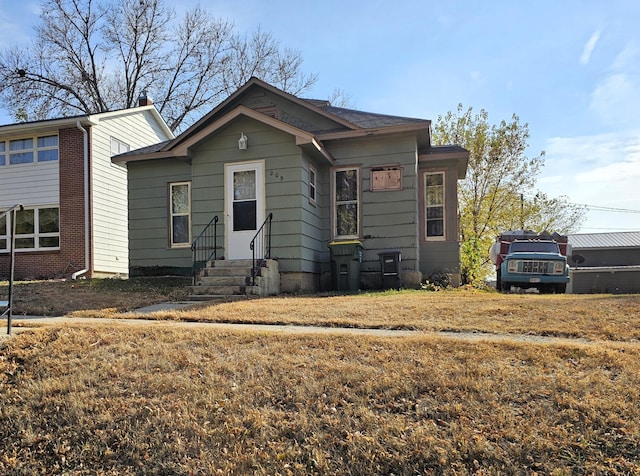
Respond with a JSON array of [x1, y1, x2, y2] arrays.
[[490, 230, 570, 293]]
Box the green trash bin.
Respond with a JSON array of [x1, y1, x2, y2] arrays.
[[328, 240, 363, 291]]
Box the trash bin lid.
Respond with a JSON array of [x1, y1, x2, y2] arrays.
[[329, 240, 362, 246]]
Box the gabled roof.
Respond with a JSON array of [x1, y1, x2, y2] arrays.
[[569, 231, 640, 249], [114, 77, 466, 167], [0, 105, 173, 139], [113, 105, 335, 164]]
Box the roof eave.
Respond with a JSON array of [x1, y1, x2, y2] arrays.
[[317, 122, 431, 142]]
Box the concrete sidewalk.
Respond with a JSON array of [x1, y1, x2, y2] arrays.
[[5, 314, 419, 338], [3, 311, 620, 348]]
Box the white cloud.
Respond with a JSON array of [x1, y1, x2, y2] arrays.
[[588, 42, 640, 127], [589, 73, 639, 125], [580, 30, 600, 65], [541, 130, 640, 205]]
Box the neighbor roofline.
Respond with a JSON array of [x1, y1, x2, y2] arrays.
[[0, 105, 173, 139]]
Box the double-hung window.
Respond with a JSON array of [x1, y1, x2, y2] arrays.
[[309, 164, 317, 205], [333, 167, 360, 239], [425, 172, 445, 239], [170, 182, 191, 247]]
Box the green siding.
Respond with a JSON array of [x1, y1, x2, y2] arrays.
[[127, 160, 192, 272], [327, 134, 420, 274], [419, 241, 461, 278]]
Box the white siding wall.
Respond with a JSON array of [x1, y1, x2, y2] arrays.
[[90, 108, 171, 275], [0, 162, 59, 208]]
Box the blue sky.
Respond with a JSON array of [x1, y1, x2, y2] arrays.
[[2, 0, 640, 233]]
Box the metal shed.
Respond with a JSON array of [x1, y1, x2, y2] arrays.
[[568, 231, 640, 294]]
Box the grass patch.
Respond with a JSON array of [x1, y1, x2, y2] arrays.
[[0, 278, 191, 316], [1, 325, 639, 474], [111, 290, 640, 342]]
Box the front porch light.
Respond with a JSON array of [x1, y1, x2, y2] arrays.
[[238, 133, 248, 150]]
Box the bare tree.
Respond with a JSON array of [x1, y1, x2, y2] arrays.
[[0, 0, 317, 131]]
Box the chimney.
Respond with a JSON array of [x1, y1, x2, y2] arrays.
[[138, 90, 152, 107]]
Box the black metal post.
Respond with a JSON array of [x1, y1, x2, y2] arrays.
[[6, 205, 21, 335]]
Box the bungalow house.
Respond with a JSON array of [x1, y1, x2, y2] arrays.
[[114, 78, 468, 294], [568, 231, 640, 294], [0, 101, 173, 280]]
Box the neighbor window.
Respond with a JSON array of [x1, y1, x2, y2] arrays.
[[0, 213, 6, 251], [7, 206, 61, 251], [170, 182, 191, 247], [111, 137, 130, 156], [333, 167, 360, 239], [309, 164, 317, 205], [425, 172, 445, 239], [3, 135, 59, 165]]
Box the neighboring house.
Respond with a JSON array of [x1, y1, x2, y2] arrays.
[[568, 231, 640, 294], [0, 101, 173, 280], [114, 78, 468, 293]]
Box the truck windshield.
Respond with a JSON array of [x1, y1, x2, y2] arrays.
[[509, 241, 560, 253]]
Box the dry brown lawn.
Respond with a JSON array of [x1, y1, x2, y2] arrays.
[[1, 281, 640, 474], [1, 325, 639, 475], [76, 288, 640, 343]]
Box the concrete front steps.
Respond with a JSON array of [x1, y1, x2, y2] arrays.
[[188, 259, 280, 300]]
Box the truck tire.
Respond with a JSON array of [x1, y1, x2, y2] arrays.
[[555, 283, 567, 294]]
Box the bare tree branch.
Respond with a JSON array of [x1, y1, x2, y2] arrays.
[[0, 0, 317, 130]]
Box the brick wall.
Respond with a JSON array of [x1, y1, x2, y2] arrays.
[[0, 127, 91, 280]]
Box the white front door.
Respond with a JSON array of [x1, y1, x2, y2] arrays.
[[224, 161, 265, 259]]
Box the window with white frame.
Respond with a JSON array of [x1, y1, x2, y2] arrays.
[[170, 182, 191, 247], [1, 135, 59, 165], [111, 137, 130, 155], [309, 164, 317, 205], [425, 172, 445, 239], [1, 206, 61, 251], [333, 167, 360, 239]]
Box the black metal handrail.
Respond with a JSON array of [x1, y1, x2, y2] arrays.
[[250, 213, 273, 285], [191, 215, 219, 285]]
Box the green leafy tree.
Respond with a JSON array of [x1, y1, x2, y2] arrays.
[[0, 0, 317, 132], [432, 104, 585, 285]]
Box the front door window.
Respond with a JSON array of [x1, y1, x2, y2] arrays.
[[233, 170, 257, 231]]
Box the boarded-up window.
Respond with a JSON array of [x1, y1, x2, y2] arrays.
[[371, 166, 402, 191]]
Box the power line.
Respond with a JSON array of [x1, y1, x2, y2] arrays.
[[572, 203, 640, 214]]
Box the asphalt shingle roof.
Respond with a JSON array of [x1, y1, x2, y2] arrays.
[[316, 104, 429, 129]]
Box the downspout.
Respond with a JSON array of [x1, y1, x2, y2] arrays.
[[72, 120, 90, 279]]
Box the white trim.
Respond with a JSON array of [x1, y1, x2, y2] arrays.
[[224, 160, 266, 259], [308, 163, 317, 206], [1, 205, 61, 252], [424, 171, 446, 241], [169, 181, 192, 248], [331, 166, 361, 240]]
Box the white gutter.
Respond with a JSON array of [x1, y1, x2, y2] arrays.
[[72, 120, 90, 280]]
